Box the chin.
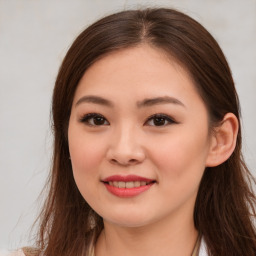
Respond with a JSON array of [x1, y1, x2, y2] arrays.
[[102, 210, 155, 228]]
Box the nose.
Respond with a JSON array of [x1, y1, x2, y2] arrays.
[[106, 126, 146, 166]]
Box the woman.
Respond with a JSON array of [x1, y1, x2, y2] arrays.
[[11, 7, 256, 256]]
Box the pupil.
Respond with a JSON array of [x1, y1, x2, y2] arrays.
[[94, 116, 104, 125], [154, 117, 165, 126]]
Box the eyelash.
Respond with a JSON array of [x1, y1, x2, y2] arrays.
[[145, 113, 177, 126], [79, 113, 109, 126], [79, 113, 177, 127]]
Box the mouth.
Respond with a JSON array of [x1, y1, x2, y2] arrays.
[[103, 180, 155, 188], [102, 175, 156, 197]]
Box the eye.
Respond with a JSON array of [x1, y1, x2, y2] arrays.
[[145, 114, 176, 127], [79, 113, 109, 126]]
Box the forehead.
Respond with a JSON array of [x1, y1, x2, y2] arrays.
[[73, 45, 203, 109]]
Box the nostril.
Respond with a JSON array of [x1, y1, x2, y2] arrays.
[[110, 159, 118, 164], [109, 158, 138, 166]]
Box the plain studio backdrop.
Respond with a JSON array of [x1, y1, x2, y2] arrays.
[[0, 0, 255, 251]]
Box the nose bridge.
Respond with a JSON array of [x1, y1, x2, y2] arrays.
[[112, 122, 139, 154], [107, 122, 145, 165]]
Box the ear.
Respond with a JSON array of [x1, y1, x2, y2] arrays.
[[206, 113, 239, 167]]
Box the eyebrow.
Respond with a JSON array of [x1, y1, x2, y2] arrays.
[[75, 95, 185, 108], [137, 96, 185, 108], [75, 95, 114, 107]]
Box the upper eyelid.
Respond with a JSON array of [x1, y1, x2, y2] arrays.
[[79, 113, 109, 123], [145, 113, 176, 122], [79, 113, 177, 125]]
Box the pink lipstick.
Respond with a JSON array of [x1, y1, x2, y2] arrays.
[[102, 175, 155, 197]]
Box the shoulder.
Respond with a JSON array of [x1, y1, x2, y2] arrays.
[[1, 247, 40, 256], [0, 249, 25, 256]]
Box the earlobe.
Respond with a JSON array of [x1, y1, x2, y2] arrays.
[[206, 113, 239, 167]]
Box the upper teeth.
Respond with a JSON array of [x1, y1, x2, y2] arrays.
[[108, 181, 149, 188]]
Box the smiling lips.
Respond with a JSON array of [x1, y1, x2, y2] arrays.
[[102, 175, 155, 197]]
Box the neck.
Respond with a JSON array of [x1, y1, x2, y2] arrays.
[[95, 211, 198, 256]]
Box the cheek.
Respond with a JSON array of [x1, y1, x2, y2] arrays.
[[149, 128, 210, 182], [70, 137, 105, 176], [68, 125, 107, 194], [68, 132, 108, 207]]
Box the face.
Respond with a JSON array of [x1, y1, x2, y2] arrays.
[[68, 45, 213, 228]]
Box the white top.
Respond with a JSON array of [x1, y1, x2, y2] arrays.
[[1, 238, 208, 256], [198, 237, 208, 256]]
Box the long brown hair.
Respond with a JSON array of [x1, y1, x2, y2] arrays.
[[35, 8, 256, 256]]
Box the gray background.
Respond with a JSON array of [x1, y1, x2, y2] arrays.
[[0, 0, 255, 251]]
